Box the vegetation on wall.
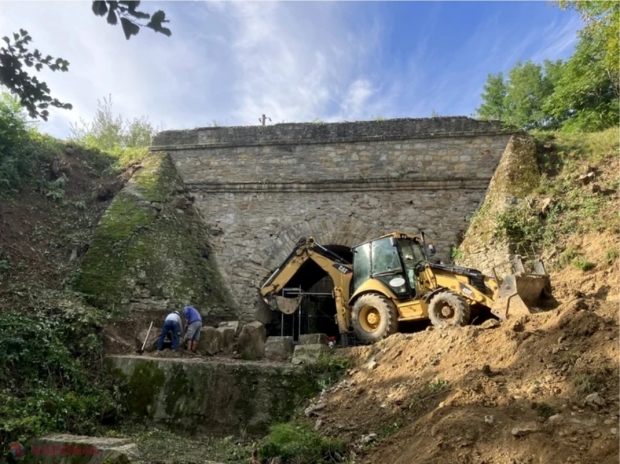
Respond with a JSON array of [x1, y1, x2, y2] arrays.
[[492, 128, 618, 265], [477, 1, 618, 132]]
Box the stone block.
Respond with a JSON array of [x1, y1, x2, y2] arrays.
[[291, 344, 330, 365], [237, 321, 266, 360], [218, 320, 242, 336], [298, 333, 329, 346], [217, 326, 236, 354], [196, 326, 223, 356], [265, 336, 295, 362]]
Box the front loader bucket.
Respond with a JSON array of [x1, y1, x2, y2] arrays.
[[490, 273, 550, 320]]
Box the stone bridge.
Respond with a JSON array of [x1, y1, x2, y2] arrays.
[[150, 117, 515, 320]]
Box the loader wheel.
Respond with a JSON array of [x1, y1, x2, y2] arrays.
[[428, 292, 470, 328], [351, 293, 399, 343]]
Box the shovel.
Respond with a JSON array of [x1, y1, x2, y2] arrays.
[[136, 321, 153, 355]]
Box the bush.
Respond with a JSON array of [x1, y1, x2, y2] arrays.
[[0, 303, 127, 448], [258, 422, 347, 464]]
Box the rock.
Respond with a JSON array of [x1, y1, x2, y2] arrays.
[[365, 360, 378, 370], [315, 419, 323, 430], [217, 326, 235, 353], [264, 336, 295, 362], [481, 319, 500, 329], [484, 415, 494, 425], [578, 172, 595, 185], [584, 393, 606, 409], [360, 433, 377, 445], [218, 320, 242, 336], [540, 197, 552, 214], [291, 344, 329, 365], [527, 384, 541, 395], [511, 423, 540, 437], [482, 364, 493, 376], [511, 321, 526, 333], [196, 327, 223, 356], [304, 402, 326, 417], [237, 321, 266, 360], [548, 414, 564, 424], [298, 333, 329, 345]]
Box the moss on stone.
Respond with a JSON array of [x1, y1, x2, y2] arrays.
[[76, 152, 235, 317], [127, 361, 166, 418], [164, 363, 189, 417]]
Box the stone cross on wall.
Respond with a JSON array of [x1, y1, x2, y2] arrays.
[[259, 114, 272, 126]]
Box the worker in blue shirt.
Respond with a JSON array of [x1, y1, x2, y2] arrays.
[[183, 305, 202, 352]]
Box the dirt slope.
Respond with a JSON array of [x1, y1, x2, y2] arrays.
[[308, 255, 619, 464]]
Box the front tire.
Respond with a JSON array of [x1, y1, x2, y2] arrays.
[[351, 293, 399, 343], [428, 292, 470, 328]]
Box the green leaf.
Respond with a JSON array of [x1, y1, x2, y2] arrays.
[[120, 17, 140, 39], [107, 9, 118, 25], [92, 1, 108, 17]]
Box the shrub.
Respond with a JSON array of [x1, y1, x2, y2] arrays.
[[258, 422, 347, 464], [0, 304, 127, 447]]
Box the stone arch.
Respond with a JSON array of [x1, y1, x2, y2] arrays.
[[260, 216, 385, 273]]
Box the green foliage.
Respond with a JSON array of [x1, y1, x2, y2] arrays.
[[69, 95, 157, 153], [0, 92, 62, 196], [258, 421, 347, 464], [477, 72, 507, 121], [604, 248, 619, 262], [535, 402, 558, 419], [0, 259, 11, 275], [451, 246, 463, 262], [0, 304, 127, 448], [1, 3, 171, 120], [477, 2, 619, 132], [426, 378, 448, 391], [0, 30, 71, 120], [91, 1, 171, 40], [572, 258, 595, 272], [304, 352, 350, 391]]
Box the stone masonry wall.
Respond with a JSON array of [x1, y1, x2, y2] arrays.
[[150, 117, 516, 320]]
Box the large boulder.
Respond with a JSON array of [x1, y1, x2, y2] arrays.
[[264, 336, 295, 362], [292, 344, 329, 365], [298, 333, 329, 346], [218, 320, 242, 336], [217, 326, 236, 354], [196, 326, 223, 356], [237, 321, 266, 360]]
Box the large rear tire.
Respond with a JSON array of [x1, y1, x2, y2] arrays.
[[351, 293, 399, 343], [428, 292, 470, 328]]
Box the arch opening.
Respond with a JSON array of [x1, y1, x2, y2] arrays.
[[265, 244, 353, 342]]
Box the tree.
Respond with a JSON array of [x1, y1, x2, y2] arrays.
[[503, 60, 556, 130], [0, 1, 171, 121], [476, 72, 507, 121], [69, 95, 157, 150]]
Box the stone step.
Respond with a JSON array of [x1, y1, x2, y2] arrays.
[[105, 354, 319, 436]]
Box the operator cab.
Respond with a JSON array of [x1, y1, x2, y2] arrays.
[[351, 233, 435, 300]]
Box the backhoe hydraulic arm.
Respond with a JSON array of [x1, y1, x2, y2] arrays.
[[260, 237, 353, 334]]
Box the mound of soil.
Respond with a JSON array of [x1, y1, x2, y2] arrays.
[[310, 261, 619, 463]]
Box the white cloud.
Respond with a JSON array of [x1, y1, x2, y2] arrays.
[[0, 2, 583, 139]]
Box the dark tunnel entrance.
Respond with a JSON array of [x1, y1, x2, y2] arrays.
[[266, 244, 354, 344]]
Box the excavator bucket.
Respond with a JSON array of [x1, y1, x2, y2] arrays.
[[272, 295, 303, 315], [490, 256, 551, 321]]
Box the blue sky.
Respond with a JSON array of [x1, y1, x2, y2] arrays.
[[0, 1, 582, 139]]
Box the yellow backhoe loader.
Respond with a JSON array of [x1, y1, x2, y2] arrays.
[[259, 231, 551, 344]]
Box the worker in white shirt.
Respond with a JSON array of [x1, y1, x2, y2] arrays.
[[156, 310, 183, 351]]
